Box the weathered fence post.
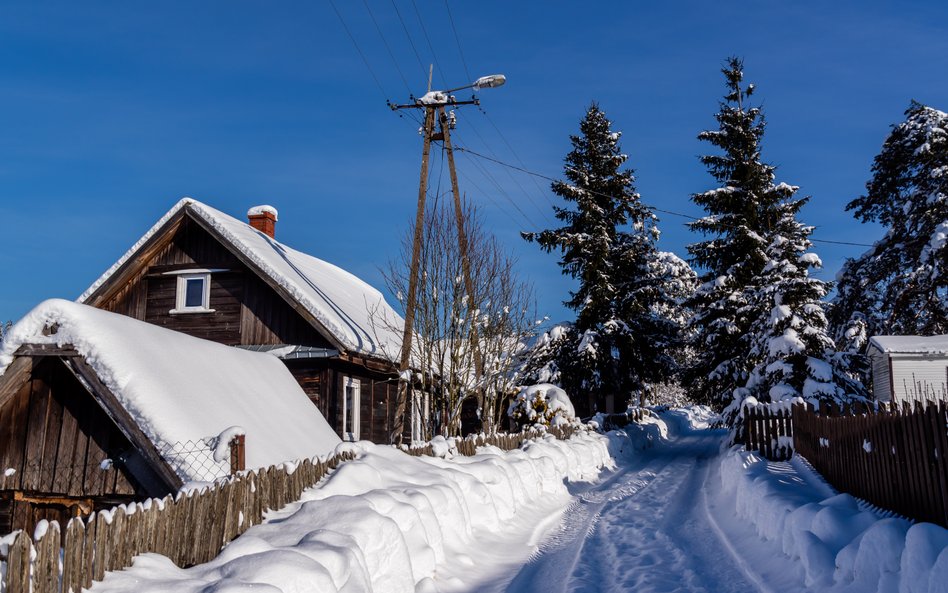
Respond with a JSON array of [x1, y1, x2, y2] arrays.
[[5, 530, 32, 593], [230, 434, 246, 475], [33, 521, 60, 593]]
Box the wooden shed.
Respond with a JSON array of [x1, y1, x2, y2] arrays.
[[0, 347, 177, 534], [0, 300, 340, 536], [867, 335, 948, 403]]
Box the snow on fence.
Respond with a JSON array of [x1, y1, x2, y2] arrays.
[[793, 399, 948, 528], [593, 407, 655, 433], [0, 449, 355, 593], [743, 404, 795, 462], [404, 424, 578, 457], [159, 434, 247, 481], [0, 428, 578, 593]]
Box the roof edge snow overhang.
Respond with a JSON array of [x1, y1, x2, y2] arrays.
[[79, 209, 187, 309], [183, 206, 349, 353]]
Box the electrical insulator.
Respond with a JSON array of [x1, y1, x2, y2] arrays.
[[447, 110, 457, 129]]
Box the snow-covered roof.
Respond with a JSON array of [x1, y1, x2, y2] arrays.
[[0, 299, 341, 481], [868, 335, 948, 355], [78, 198, 404, 359]]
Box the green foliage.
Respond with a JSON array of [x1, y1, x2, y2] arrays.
[[832, 102, 948, 338], [524, 104, 689, 414]]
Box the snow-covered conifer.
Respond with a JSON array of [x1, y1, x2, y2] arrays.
[[524, 104, 685, 414], [685, 57, 782, 408], [732, 193, 866, 433], [833, 102, 948, 338]]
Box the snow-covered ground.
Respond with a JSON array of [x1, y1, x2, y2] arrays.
[[90, 408, 948, 593]]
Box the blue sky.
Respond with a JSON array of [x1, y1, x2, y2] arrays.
[[1, 1, 946, 324]]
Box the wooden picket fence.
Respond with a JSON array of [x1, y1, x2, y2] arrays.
[[0, 426, 581, 593], [742, 404, 795, 461], [793, 400, 948, 528], [405, 424, 579, 457], [0, 450, 355, 593]]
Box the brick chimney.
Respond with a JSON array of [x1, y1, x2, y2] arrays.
[[247, 205, 278, 238]]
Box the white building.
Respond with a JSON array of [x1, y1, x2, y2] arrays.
[[867, 335, 948, 403]]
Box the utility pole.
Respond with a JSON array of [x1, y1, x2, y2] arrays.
[[389, 72, 506, 444]]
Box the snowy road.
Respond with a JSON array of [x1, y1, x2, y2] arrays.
[[475, 430, 810, 593]]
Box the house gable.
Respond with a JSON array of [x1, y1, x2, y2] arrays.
[[0, 355, 177, 534], [84, 211, 337, 350]]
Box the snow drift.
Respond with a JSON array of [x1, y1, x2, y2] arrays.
[[91, 431, 613, 593], [721, 447, 948, 592]]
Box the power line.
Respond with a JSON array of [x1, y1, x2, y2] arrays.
[[362, 0, 413, 96], [478, 106, 557, 209], [409, 0, 446, 88], [453, 127, 556, 226], [328, 0, 390, 102], [454, 162, 533, 229], [434, 3, 556, 219], [455, 146, 534, 228], [452, 145, 876, 249], [442, 0, 472, 83], [389, 0, 428, 83]]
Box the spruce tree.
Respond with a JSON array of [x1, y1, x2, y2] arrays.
[[833, 102, 948, 338], [734, 192, 866, 428], [524, 103, 683, 414], [685, 57, 782, 409]]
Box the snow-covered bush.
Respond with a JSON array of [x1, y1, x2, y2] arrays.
[[644, 381, 696, 408], [507, 383, 576, 428]]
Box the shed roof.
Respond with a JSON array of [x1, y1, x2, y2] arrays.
[[78, 198, 405, 359], [0, 299, 341, 482], [868, 335, 948, 355]]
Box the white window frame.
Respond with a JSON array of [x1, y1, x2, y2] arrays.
[[169, 272, 215, 314], [343, 377, 361, 442]]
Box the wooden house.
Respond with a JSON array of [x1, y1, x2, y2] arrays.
[[77, 198, 412, 444], [0, 299, 339, 535], [867, 335, 948, 403]]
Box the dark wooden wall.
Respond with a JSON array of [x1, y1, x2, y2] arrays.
[[98, 216, 333, 349], [284, 360, 397, 444], [0, 358, 147, 534]]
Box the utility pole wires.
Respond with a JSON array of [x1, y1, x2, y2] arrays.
[[388, 72, 506, 443]]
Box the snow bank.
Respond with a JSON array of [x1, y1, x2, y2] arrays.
[[659, 405, 720, 434], [91, 431, 613, 593], [0, 299, 340, 480], [601, 405, 718, 459], [721, 447, 948, 592]]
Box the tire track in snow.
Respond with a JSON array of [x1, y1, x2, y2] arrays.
[[485, 455, 668, 593], [489, 432, 777, 593]]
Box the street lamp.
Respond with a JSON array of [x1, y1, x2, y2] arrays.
[[396, 73, 508, 108]]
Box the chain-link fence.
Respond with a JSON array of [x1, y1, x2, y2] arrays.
[[158, 437, 231, 482]]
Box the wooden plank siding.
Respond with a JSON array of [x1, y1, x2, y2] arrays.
[[96, 215, 333, 350], [0, 359, 145, 499], [0, 358, 152, 536], [284, 361, 397, 443]]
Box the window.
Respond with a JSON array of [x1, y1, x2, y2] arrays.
[[171, 273, 213, 313], [343, 377, 361, 441]]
